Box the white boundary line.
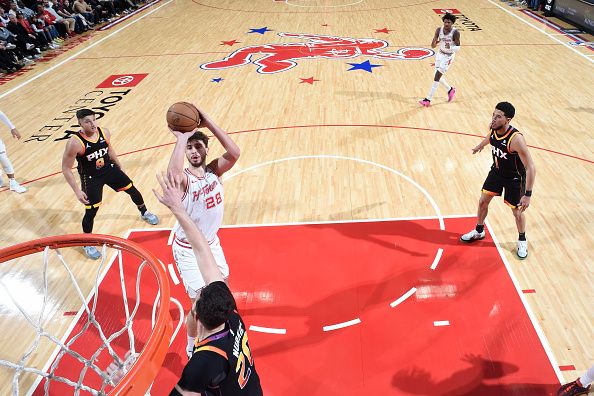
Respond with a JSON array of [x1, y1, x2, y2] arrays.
[[485, 219, 564, 382], [322, 318, 361, 331], [485, 0, 594, 64], [389, 287, 417, 308], [433, 320, 450, 327], [0, 0, 174, 99], [167, 263, 180, 285], [430, 248, 444, 270], [249, 325, 287, 334]]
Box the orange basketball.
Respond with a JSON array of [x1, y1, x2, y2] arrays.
[[166, 102, 201, 133]]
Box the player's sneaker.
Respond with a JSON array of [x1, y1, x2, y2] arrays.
[[141, 211, 159, 225], [9, 179, 27, 193], [447, 87, 456, 102], [557, 379, 590, 396], [418, 98, 431, 107], [517, 240, 528, 259], [83, 246, 101, 260], [0, 176, 4, 188], [460, 229, 486, 242]]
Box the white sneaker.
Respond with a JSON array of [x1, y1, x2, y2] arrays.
[[460, 229, 486, 242], [0, 176, 4, 188], [141, 211, 159, 225], [9, 179, 27, 193], [517, 240, 528, 259]]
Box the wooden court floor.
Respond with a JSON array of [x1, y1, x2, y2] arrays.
[[0, 0, 592, 394]]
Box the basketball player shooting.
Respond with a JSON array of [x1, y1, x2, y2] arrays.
[[166, 105, 241, 359]]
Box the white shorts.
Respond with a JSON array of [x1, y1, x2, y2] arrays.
[[435, 51, 455, 74], [172, 235, 229, 299]]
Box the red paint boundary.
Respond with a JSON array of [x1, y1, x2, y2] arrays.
[[1, 124, 591, 193]]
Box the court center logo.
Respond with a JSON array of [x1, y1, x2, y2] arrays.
[[200, 32, 434, 74], [26, 73, 148, 144]]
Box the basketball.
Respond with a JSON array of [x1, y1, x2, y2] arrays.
[[166, 102, 201, 132]]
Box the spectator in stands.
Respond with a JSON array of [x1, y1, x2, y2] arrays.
[[42, 1, 75, 37], [15, 11, 55, 49], [72, 0, 95, 25], [56, 0, 86, 33], [6, 12, 43, 53]]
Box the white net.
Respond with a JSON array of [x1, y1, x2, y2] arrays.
[[0, 238, 180, 396]]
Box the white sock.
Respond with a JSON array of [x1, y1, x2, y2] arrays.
[[426, 81, 439, 100], [187, 335, 195, 352], [580, 365, 594, 386], [440, 77, 452, 92]]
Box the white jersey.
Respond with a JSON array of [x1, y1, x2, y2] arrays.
[[173, 165, 224, 245], [438, 26, 457, 55]]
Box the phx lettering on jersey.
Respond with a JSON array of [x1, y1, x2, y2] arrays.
[[491, 146, 508, 159], [87, 147, 109, 161]]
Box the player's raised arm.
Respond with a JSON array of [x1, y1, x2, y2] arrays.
[[154, 173, 224, 285], [195, 107, 240, 176], [167, 128, 192, 189]]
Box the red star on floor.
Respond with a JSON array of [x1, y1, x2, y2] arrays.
[[299, 77, 320, 85], [374, 28, 393, 34], [220, 40, 240, 46]]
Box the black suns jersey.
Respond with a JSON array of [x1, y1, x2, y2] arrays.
[[74, 127, 113, 177], [489, 126, 526, 178], [171, 282, 263, 396]]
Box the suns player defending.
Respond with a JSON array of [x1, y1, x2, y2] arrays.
[[460, 102, 536, 259], [154, 173, 262, 396], [62, 109, 159, 260], [419, 13, 460, 107], [167, 107, 240, 359]]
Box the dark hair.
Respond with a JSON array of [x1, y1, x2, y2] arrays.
[[442, 13, 456, 23], [187, 130, 209, 148], [495, 102, 515, 119], [194, 282, 236, 330], [76, 109, 95, 120]]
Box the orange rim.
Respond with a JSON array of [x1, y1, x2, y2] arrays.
[[0, 233, 173, 396]]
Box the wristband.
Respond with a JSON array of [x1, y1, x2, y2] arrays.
[[524, 190, 532, 197]]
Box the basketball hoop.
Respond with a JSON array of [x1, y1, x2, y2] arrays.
[[0, 234, 173, 396]]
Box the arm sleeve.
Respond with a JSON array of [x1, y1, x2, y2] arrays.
[[0, 111, 16, 130]]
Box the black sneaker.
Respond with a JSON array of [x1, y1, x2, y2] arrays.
[[558, 379, 591, 396]]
